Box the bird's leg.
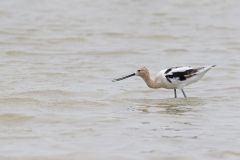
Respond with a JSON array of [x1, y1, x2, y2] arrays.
[[174, 89, 177, 98], [181, 89, 187, 98]]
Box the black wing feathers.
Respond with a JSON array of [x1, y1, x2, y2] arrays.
[[165, 67, 200, 83]]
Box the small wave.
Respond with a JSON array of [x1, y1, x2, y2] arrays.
[[164, 48, 189, 53], [208, 150, 240, 159], [0, 98, 40, 105], [153, 12, 168, 17], [85, 50, 138, 56], [101, 32, 190, 42], [128, 97, 204, 107], [142, 35, 180, 40], [0, 113, 33, 122], [4, 50, 34, 56], [32, 72, 67, 77], [102, 32, 127, 38], [45, 37, 86, 44], [139, 35, 191, 41], [220, 86, 240, 91], [199, 25, 235, 31], [51, 100, 109, 108], [228, 47, 240, 51], [17, 90, 75, 97]]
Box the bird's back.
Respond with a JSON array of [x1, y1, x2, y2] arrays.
[[155, 65, 215, 89]]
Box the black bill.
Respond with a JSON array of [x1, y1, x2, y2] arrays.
[[112, 73, 136, 82]]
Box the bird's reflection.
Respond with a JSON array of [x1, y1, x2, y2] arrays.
[[126, 97, 205, 115]]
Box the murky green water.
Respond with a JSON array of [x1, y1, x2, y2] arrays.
[[0, 0, 240, 159]]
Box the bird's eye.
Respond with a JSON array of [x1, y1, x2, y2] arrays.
[[137, 70, 141, 72]]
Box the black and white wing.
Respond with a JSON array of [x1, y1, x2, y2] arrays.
[[164, 66, 204, 84]]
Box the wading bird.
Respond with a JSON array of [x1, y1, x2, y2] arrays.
[[112, 65, 215, 98]]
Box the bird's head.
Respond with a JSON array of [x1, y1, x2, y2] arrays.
[[136, 66, 150, 78]]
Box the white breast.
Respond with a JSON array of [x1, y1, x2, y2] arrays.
[[155, 70, 177, 89]]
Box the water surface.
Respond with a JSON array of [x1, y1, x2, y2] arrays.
[[0, 0, 240, 159]]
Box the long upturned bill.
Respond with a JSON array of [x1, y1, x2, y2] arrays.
[[112, 73, 136, 82]]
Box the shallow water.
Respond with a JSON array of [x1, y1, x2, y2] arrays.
[[0, 0, 240, 159]]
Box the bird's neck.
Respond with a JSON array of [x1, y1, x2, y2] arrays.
[[141, 74, 161, 89]]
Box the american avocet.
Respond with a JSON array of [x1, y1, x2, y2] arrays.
[[112, 65, 216, 98]]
